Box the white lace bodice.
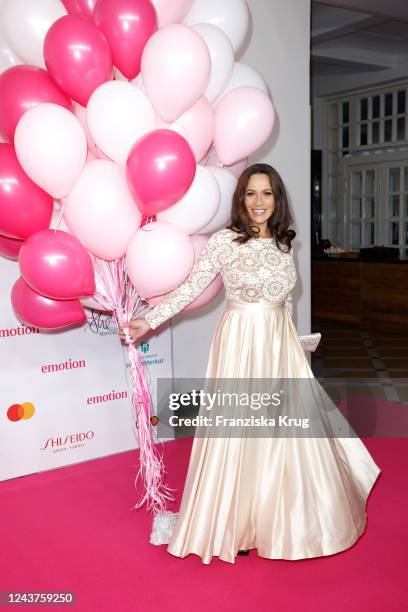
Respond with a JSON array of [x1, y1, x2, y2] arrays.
[[144, 228, 297, 330]]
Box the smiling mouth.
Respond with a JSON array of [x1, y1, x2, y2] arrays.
[[251, 209, 267, 215]]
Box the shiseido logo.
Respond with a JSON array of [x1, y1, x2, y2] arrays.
[[40, 431, 95, 452], [0, 325, 40, 338], [84, 309, 118, 336]]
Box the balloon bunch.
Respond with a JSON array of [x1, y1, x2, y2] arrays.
[[0, 0, 275, 515]]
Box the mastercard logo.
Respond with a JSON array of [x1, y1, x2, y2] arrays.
[[7, 402, 36, 422]]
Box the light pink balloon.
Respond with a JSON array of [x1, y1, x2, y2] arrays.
[[170, 97, 214, 162], [14, 103, 88, 200], [151, 0, 193, 27], [148, 234, 223, 311], [11, 277, 86, 329], [61, 0, 97, 19], [205, 147, 248, 178], [94, 0, 158, 80], [214, 86, 275, 166], [126, 221, 194, 298], [19, 229, 95, 299], [44, 15, 113, 106], [64, 160, 142, 261], [0, 234, 23, 260], [141, 24, 210, 122], [87, 81, 156, 165]]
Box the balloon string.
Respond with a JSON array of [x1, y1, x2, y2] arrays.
[[90, 257, 174, 515], [54, 200, 65, 234], [201, 144, 215, 168]]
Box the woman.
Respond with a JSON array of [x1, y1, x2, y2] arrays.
[[119, 163, 381, 564]]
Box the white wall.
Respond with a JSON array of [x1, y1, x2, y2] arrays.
[[172, 0, 312, 379]]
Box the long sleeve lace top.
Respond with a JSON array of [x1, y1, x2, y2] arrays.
[[144, 228, 297, 330]]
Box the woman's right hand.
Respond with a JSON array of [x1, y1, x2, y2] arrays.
[[118, 318, 151, 344]]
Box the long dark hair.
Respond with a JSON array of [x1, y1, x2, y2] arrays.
[[227, 163, 296, 253]]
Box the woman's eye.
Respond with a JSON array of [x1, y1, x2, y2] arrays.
[[264, 191, 273, 196]]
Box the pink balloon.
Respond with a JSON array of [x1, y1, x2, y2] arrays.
[[94, 0, 157, 80], [141, 24, 210, 122], [170, 97, 214, 162], [0, 65, 72, 142], [205, 148, 248, 178], [151, 0, 192, 27], [126, 129, 196, 216], [19, 229, 95, 300], [11, 277, 86, 329], [126, 221, 194, 298], [44, 15, 113, 106], [0, 234, 23, 260], [214, 86, 275, 166], [61, 0, 97, 19], [148, 234, 223, 311], [0, 144, 53, 239]]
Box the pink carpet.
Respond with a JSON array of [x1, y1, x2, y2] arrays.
[[0, 436, 406, 611]]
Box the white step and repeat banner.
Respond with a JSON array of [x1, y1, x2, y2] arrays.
[[0, 256, 173, 481]]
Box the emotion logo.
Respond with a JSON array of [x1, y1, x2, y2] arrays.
[[7, 402, 35, 422]]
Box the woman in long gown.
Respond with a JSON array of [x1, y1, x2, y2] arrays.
[[121, 163, 381, 564]]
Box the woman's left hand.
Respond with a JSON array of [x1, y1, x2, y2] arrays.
[[118, 317, 151, 344]]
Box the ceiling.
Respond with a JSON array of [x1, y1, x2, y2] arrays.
[[311, 0, 408, 83]]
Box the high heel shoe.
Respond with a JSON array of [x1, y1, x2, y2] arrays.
[[237, 549, 250, 556]]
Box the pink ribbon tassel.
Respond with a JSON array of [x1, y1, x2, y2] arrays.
[[91, 256, 174, 515]]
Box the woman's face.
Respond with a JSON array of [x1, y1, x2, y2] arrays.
[[244, 173, 275, 228]]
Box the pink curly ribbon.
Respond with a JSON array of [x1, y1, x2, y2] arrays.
[[91, 256, 174, 515]]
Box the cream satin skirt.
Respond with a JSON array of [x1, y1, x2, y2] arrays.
[[167, 300, 381, 564]]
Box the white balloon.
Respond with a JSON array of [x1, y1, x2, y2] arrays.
[[192, 24, 234, 102], [214, 61, 268, 105], [2, 0, 67, 68], [199, 166, 237, 234], [184, 0, 249, 53], [0, 21, 23, 72], [157, 165, 219, 234], [87, 81, 156, 166], [14, 103, 87, 199], [64, 160, 142, 261]]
